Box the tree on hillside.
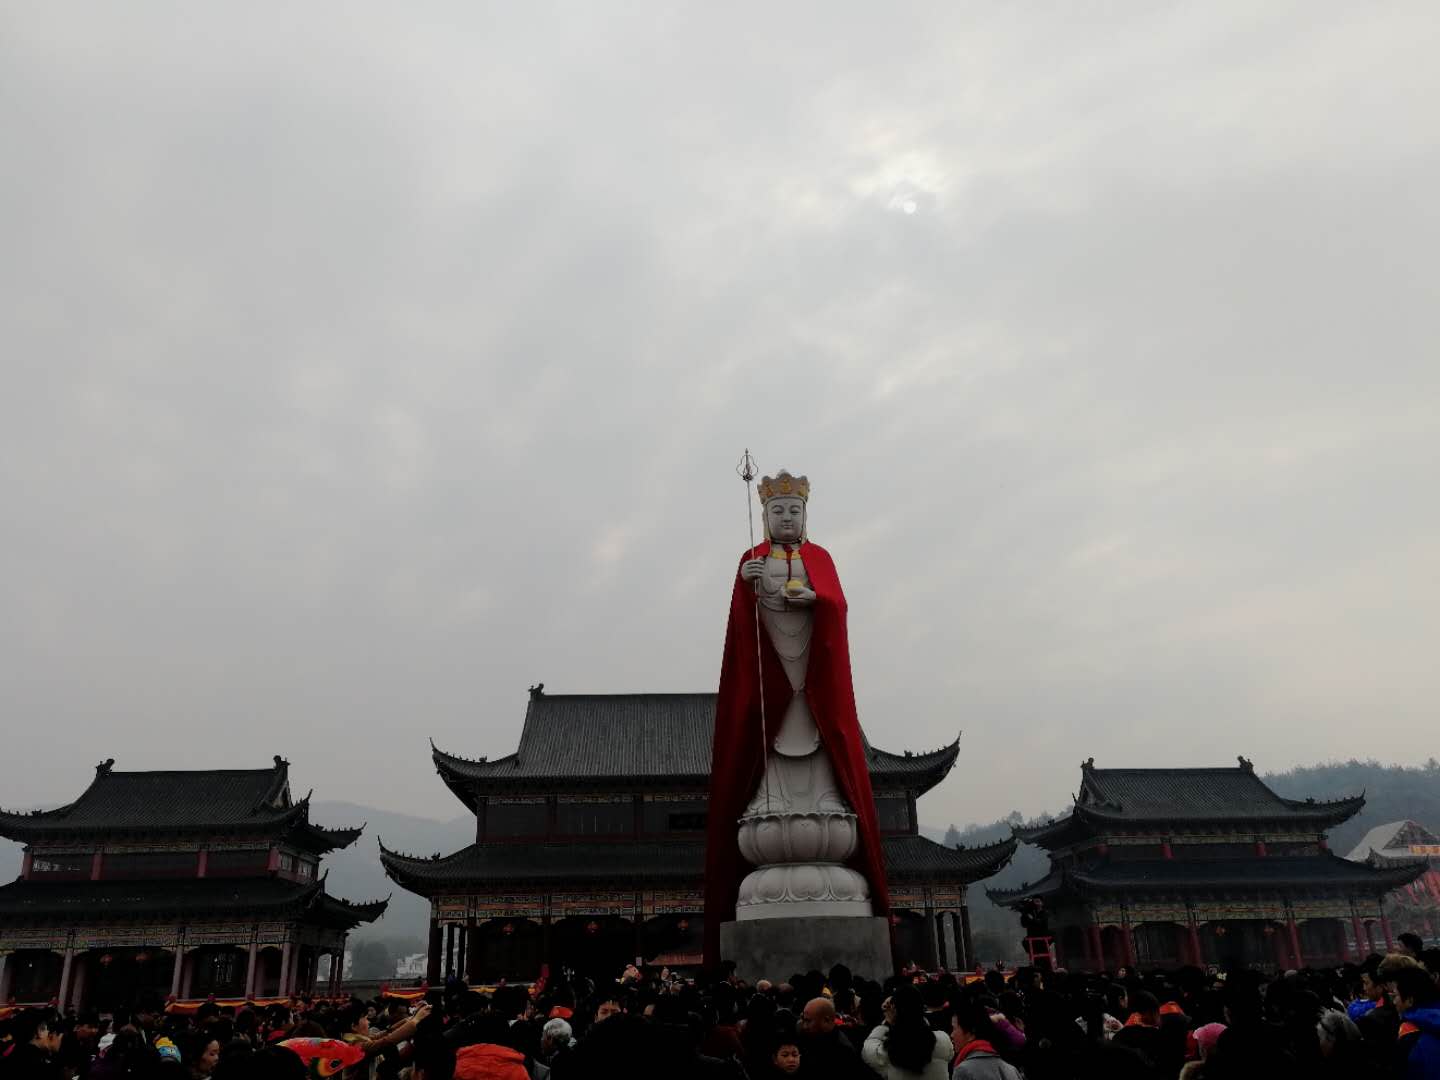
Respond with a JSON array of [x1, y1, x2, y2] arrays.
[[944, 824, 961, 847], [350, 940, 394, 979], [1265, 759, 1440, 856]]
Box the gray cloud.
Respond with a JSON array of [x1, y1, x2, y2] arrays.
[[2, 3, 1437, 831]]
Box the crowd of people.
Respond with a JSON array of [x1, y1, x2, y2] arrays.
[[3, 933, 1440, 1079]]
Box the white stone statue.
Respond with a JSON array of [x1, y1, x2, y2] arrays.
[[732, 474, 873, 920]]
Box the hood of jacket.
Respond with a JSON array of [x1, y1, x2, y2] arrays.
[[454, 1041, 530, 1080], [1404, 1006, 1440, 1035]]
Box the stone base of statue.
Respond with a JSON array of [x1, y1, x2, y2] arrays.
[[720, 915, 893, 983]]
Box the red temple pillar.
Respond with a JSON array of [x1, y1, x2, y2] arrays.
[[171, 948, 185, 999], [1188, 923, 1203, 966], [1352, 914, 1368, 957], [1363, 919, 1376, 955], [1089, 924, 1105, 972], [1381, 913, 1395, 953], [1287, 917, 1305, 969], [1121, 925, 1135, 968], [1337, 920, 1352, 963], [90, 852, 103, 880]]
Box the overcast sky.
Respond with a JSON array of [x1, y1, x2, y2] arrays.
[[2, 4, 1437, 832]]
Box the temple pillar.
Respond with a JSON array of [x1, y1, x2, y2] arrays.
[[181, 952, 194, 999], [90, 852, 103, 880], [937, 911, 954, 970], [457, 925, 468, 982], [334, 935, 347, 994], [69, 956, 87, 1009], [1337, 920, 1352, 963], [1188, 922, 1203, 967], [426, 920, 441, 985], [1363, 919, 1376, 955], [1270, 926, 1289, 969], [57, 946, 74, 1008], [542, 912, 553, 972], [1121, 924, 1135, 969], [959, 904, 975, 971], [171, 947, 185, 999], [20, 851, 32, 880], [1381, 913, 1395, 953], [196, 850, 208, 878], [1088, 925, 1104, 972], [444, 924, 456, 980], [0, 953, 13, 1003], [1352, 913, 1368, 957], [1287, 917, 1304, 969], [465, 919, 481, 984], [279, 940, 293, 997], [245, 941, 258, 1000], [922, 904, 940, 971]]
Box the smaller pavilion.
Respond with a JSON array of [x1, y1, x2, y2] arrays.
[[991, 758, 1425, 971], [0, 758, 387, 1009], [1347, 820, 1440, 946]]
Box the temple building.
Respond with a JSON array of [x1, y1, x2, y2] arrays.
[[380, 689, 1015, 982], [0, 758, 387, 1009], [1347, 820, 1440, 946], [990, 758, 1426, 971]]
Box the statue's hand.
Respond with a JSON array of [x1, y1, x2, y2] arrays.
[[740, 558, 766, 583], [784, 585, 816, 605]]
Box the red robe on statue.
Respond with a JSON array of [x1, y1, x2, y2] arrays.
[[703, 541, 891, 968]]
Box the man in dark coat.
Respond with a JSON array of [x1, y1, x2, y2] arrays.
[[797, 997, 870, 1080]]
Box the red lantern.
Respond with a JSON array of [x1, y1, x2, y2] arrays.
[[502, 922, 515, 936], [135, 951, 150, 964], [1262, 925, 1276, 936], [99, 953, 114, 967], [585, 921, 600, 936], [677, 919, 690, 932], [1214, 925, 1227, 937]]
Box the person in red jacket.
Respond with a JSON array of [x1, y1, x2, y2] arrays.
[[451, 1014, 530, 1080]]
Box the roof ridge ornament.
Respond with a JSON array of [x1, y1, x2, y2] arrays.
[[1237, 755, 1254, 773], [96, 758, 115, 777]]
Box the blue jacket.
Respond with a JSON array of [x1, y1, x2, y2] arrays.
[[1347, 998, 1379, 1022], [1403, 1005, 1440, 1080]]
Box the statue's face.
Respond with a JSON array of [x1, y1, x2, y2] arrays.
[[766, 497, 806, 543]]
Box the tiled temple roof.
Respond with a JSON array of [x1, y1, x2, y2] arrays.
[[1345, 820, 1440, 864], [0, 875, 387, 927], [432, 691, 959, 803], [0, 758, 365, 851], [379, 834, 1012, 894], [1012, 758, 1365, 848], [988, 852, 1426, 906]]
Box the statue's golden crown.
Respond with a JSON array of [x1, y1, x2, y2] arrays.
[[758, 470, 810, 503]]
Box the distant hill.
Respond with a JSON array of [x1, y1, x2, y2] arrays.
[[1261, 759, 1440, 857]]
